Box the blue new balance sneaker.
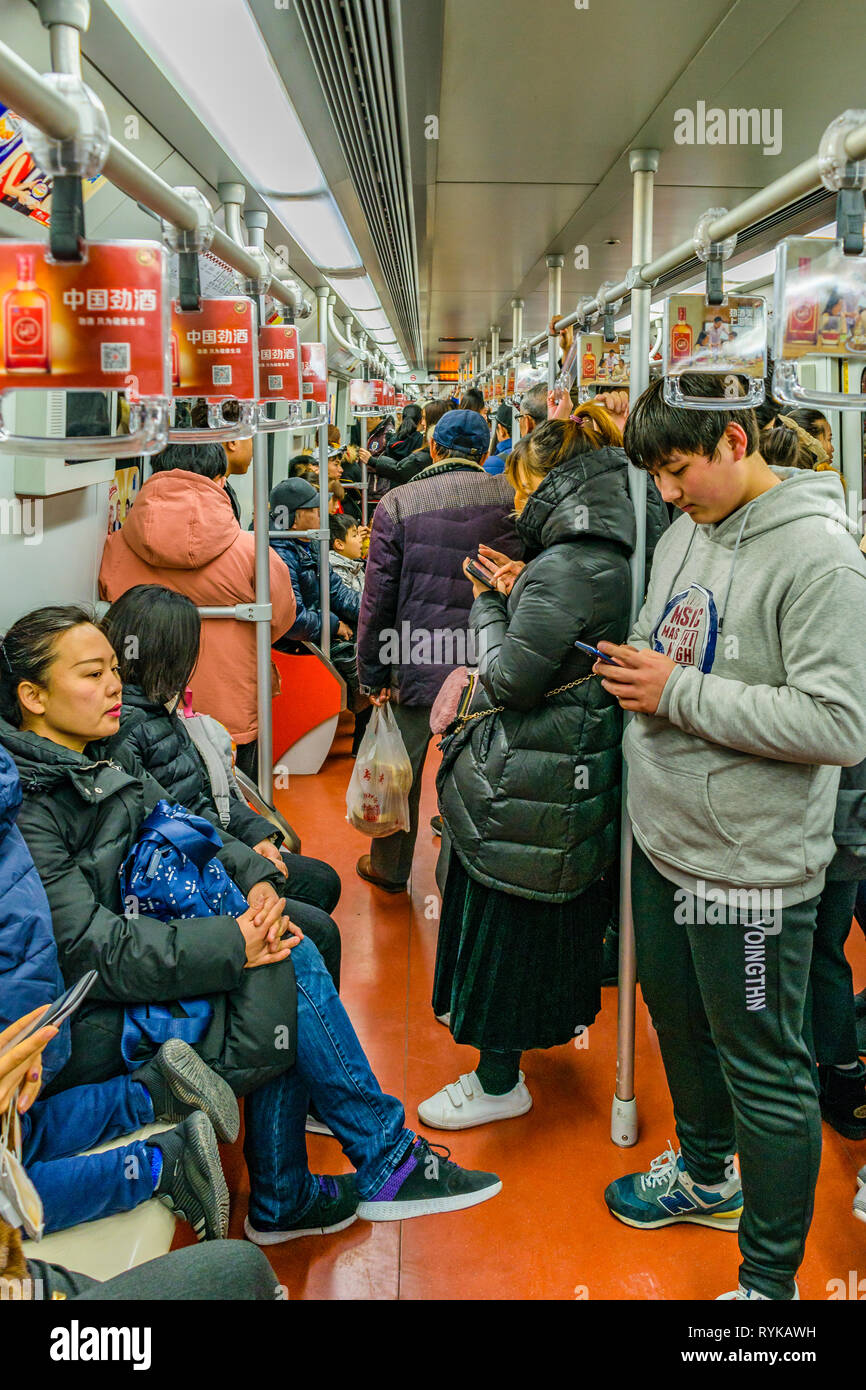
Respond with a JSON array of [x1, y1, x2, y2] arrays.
[[604, 1145, 742, 1231]]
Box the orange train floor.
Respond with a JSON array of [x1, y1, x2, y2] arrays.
[[174, 713, 866, 1300]]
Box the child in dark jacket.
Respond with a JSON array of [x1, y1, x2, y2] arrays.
[[0, 743, 236, 1239], [269, 477, 360, 647]]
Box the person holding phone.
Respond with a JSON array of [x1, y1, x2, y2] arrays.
[[0, 607, 502, 1243], [600, 374, 866, 1302], [420, 411, 669, 1130], [0, 1010, 284, 1301], [0, 742, 237, 1240]]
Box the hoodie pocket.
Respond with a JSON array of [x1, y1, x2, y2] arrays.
[[626, 743, 742, 881]]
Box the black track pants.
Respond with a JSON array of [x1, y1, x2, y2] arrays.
[[631, 842, 821, 1300]]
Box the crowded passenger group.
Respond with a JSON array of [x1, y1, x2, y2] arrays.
[[2, 367, 866, 1303]]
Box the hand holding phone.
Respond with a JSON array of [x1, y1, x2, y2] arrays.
[[574, 640, 624, 666], [0, 971, 98, 1060], [464, 557, 496, 590]]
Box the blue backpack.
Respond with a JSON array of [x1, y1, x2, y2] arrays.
[[118, 800, 249, 1069]]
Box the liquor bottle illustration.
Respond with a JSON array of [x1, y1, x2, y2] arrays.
[[785, 256, 819, 346], [170, 331, 181, 388], [3, 252, 50, 372], [670, 305, 693, 361], [581, 340, 597, 381]]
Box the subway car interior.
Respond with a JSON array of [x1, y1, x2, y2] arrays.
[[2, 0, 866, 1336]]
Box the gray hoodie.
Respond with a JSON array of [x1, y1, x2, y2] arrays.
[[624, 468, 866, 905]]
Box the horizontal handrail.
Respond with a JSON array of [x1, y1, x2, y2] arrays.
[[468, 120, 866, 379], [0, 39, 305, 314]]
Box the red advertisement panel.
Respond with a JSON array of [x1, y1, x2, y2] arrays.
[[0, 240, 168, 397], [171, 297, 257, 400], [258, 323, 301, 402], [301, 342, 327, 403]]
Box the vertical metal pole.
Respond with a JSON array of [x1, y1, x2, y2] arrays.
[[612, 148, 658, 1148], [491, 325, 500, 365], [842, 358, 863, 535], [511, 299, 524, 355], [316, 284, 331, 659], [359, 416, 369, 526], [546, 254, 564, 393], [243, 209, 274, 798], [358, 331, 370, 526]]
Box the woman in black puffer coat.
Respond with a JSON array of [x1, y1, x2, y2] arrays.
[[101, 586, 342, 988], [420, 411, 669, 1132]]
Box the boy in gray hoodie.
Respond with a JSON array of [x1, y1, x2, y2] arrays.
[[596, 375, 866, 1301]]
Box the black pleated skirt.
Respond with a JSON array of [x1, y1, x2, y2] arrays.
[[432, 850, 607, 1052]]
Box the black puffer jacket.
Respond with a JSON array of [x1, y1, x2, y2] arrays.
[[0, 719, 296, 1095], [372, 444, 432, 488], [106, 685, 269, 847], [438, 446, 668, 903]]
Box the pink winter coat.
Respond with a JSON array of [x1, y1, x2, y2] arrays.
[[99, 471, 295, 744]]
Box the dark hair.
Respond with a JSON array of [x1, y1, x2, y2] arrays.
[[786, 407, 830, 438], [423, 399, 449, 434], [289, 454, 314, 477], [508, 410, 621, 493], [189, 398, 241, 429], [149, 442, 228, 480], [759, 423, 813, 470], [329, 512, 358, 548], [102, 586, 201, 707], [753, 359, 785, 429], [392, 403, 423, 441], [0, 605, 95, 726], [459, 389, 485, 414], [622, 374, 759, 473]]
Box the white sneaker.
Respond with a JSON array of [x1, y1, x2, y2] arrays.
[[434, 1011, 451, 1027], [854, 1165, 866, 1223], [717, 1283, 800, 1300], [417, 1070, 532, 1130]]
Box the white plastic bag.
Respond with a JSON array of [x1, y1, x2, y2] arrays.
[[346, 702, 413, 837]]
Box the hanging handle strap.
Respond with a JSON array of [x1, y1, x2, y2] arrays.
[[49, 176, 85, 262]]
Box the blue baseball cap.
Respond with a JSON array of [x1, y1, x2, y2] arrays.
[[432, 408, 490, 459]]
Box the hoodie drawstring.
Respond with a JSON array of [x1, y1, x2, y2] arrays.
[[718, 499, 760, 632]]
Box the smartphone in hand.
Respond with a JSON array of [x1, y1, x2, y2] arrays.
[[574, 640, 624, 666], [465, 557, 497, 589], [0, 971, 98, 1059]]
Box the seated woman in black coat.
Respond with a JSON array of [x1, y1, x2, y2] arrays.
[[0, 606, 501, 1242], [101, 585, 342, 989], [421, 409, 669, 1132]]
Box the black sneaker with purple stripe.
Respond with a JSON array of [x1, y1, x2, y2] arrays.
[[244, 1175, 358, 1245], [357, 1137, 502, 1221]]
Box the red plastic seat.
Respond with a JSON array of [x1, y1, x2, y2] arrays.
[[271, 646, 345, 772]]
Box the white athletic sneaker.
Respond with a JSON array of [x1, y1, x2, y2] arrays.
[[434, 1011, 451, 1027], [854, 1164, 866, 1223], [717, 1283, 800, 1300], [417, 1070, 532, 1130]]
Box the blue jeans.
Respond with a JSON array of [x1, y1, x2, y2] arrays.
[[243, 936, 415, 1225], [21, 1075, 155, 1233]]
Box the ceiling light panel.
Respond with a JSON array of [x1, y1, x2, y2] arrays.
[[105, 0, 324, 194]]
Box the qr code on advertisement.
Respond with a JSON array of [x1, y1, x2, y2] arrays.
[[101, 343, 130, 373], [213, 365, 232, 386], [268, 374, 283, 390]]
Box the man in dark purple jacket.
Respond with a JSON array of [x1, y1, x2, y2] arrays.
[[356, 410, 521, 891]]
